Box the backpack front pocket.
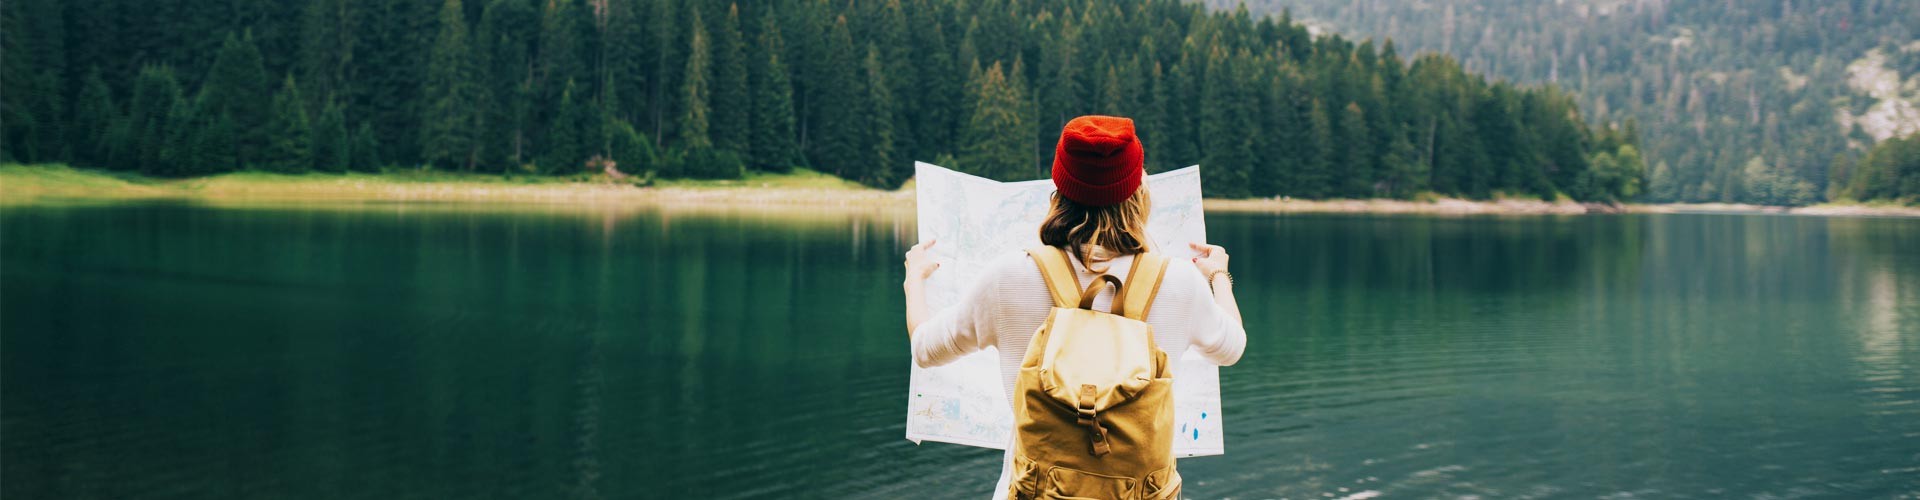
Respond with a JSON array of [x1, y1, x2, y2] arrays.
[[1042, 466, 1138, 499]]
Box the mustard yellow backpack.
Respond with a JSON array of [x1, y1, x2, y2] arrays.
[[1008, 246, 1179, 500]]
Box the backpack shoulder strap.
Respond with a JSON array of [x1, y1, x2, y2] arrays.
[[1026, 246, 1081, 308], [1114, 252, 1170, 321]]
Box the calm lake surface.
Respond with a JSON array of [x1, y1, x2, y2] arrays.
[[4, 202, 1917, 498]]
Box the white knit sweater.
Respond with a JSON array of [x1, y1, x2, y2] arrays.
[[910, 249, 1247, 497]]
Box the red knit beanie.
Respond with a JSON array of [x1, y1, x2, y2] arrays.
[[1052, 115, 1145, 207]]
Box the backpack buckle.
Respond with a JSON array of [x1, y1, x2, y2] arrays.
[[1077, 384, 1112, 456]]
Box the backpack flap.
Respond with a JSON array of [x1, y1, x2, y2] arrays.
[[1033, 306, 1157, 456]]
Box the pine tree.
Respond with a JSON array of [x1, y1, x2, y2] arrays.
[[1098, 63, 1125, 115], [1160, 54, 1199, 169], [537, 0, 587, 125], [1039, 19, 1083, 168], [960, 62, 1031, 181], [1358, 73, 1397, 192], [1245, 61, 1283, 196], [808, 16, 864, 177], [542, 79, 587, 174], [6, 74, 60, 163], [1432, 115, 1489, 198], [1144, 61, 1176, 173], [579, 80, 606, 166], [602, 0, 647, 124], [710, 4, 750, 154], [313, 100, 350, 173], [645, 0, 681, 144], [263, 75, 313, 173], [201, 31, 272, 167], [784, 1, 828, 157], [910, 8, 958, 159], [241, 0, 305, 75], [1, 0, 66, 163], [1299, 98, 1335, 198], [178, 94, 232, 175], [358, 0, 436, 166], [1007, 56, 1038, 177], [1826, 152, 1853, 201], [1199, 47, 1253, 198], [298, 0, 356, 106], [1, 72, 48, 162], [1381, 126, 1423, 198], [1612, 144, 1647, 200], [155, 97, 197, 176], [101, 119, 136, 172], [859, 44, 898, 187], [955, 18, 980, 87], [64, 0, 118, 93], [420, 0, 485, 170], [580, 86, 606, 164], [73, 68, 120, 167], [188, 95, 239, 175], [1473, 87, 1521, 196], [677, 9, 713, 153], [747, 11, 800, 172], [478, 0, 536, 171], [877, 0, 919, 162], [11, 0, 65, 95], [1336, 102, 1375, 197], [1530, 90, 1592, 198], [350, 122, 382, 172], [126, 65, 184, 173]]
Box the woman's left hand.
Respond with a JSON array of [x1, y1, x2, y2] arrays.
[[904, 239, 941, 285]]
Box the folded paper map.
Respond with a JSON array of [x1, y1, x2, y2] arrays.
[[906, 161, 1224, 457]]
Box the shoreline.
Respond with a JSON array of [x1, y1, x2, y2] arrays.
[[5, 164, 1915, 218]]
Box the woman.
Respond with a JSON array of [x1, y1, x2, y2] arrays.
[[903, 115, 1247, 498]]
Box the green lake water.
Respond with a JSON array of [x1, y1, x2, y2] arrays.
[[3, 202, 1917, 498]]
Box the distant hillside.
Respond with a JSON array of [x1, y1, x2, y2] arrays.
[[1214, 0, 1920, 205]]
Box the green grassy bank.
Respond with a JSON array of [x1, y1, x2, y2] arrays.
[[0, 164, 906, 207]]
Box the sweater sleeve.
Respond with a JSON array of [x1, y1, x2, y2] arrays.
[[909, 255, 1012, 368], [1172, 260, 1247, 366]]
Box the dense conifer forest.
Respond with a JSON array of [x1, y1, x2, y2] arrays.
[[2, 0, 1649, 201], [1219, 0, 1920, 204]]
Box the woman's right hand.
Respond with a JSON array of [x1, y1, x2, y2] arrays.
[[904, 239, 941, 286], [903, 239, 941, 335], [1189, 242, 1229, 278]]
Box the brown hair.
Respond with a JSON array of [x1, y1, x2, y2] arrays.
[[1039, 187, 1152, 273]]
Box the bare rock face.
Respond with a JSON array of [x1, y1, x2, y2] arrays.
[[1838, 48, 1920, 146]]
